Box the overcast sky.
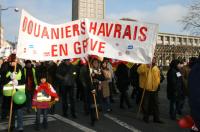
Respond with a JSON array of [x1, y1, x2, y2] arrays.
[[1, 0, 191, 42]]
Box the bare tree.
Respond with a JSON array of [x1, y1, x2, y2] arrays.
[[181, 0, 200, 35]]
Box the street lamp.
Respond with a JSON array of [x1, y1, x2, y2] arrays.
[[0, 5, 19, 48]]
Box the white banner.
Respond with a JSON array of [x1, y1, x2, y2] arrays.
[[17, 10, 158, 64]]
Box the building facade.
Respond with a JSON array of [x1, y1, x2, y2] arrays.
[[155, 32, 200, 66], [72, 0, 105, 20], [0, 26, 3, 48], [0, 26, 13, 49]]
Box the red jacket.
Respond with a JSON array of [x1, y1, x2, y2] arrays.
[[32, 82, 58, 109]]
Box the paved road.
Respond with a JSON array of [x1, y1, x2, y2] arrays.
[[0, 80, 190, 132]]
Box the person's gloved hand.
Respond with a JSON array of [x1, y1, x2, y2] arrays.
[[13, 79, 18, 86], [10, 72, 17, 80], [91, 89, 96, 94]]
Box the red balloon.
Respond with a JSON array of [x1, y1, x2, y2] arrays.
[[177, 115, 194, 128]]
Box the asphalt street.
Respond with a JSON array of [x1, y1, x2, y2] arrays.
[[0, 80, 191, 132]]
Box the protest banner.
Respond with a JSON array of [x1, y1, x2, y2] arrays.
[[17, 9, 158, 64], [17, 10, 87, 61]]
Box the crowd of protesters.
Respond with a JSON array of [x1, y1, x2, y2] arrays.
[[0, 53, 200, 132], [167, 57, 200, 131]]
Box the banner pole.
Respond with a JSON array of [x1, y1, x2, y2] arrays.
[[136, 85, 146, 118], [8, 59, 17, 132], [92, 91, 99, 120], [87, 58, 99, 120], [136, 64, 152, 119]]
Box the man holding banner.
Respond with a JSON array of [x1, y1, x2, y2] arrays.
[[56, 59, 77, 118], [137, 57, 163, 123]]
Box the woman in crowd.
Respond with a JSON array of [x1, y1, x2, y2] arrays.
[[101, 60, 112, 112]]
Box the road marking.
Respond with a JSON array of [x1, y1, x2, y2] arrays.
[[104, 114, 141, 132], [1, 114, 140, 132], [0, 116, 55, 131], [53, 114, 96, 132], [0, 114, 96, 132]]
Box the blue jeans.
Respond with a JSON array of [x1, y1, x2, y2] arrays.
[[26, 91, 33, 111], [120, 90, 131, 107], [11, 108, 24, 130], [103, 97, 111, 112], [169, 99, 182, 119], [36, 109, 48, 128], [16, 108, 24, 130]]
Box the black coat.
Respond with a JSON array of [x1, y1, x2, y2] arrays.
[[115, 63, 130, 92], [1, 63, 25, 109], [47, 61, 58, 86], [167, 68, 184, 100], [1, 63, 24, 85], [56, 62, 77, 87], [188, 59, 200, 130], [130, 64, 140, 88], [0, 62, 10, 92], [35, 62, 47, 84], [80, 65, 93, 91]]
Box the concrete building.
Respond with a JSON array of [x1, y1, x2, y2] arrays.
[[0, 26, 3, 48], [155, 32, 200, 66], [0, 25, 14, 56], [0, 26, 12, 48], [72, 0, 105, 20]]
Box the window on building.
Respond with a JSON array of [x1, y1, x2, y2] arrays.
[[98, 0, 104, 4], [164, 36, 169, 41], [183, 38, 187, 44], [194, 39, 198, 44]]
